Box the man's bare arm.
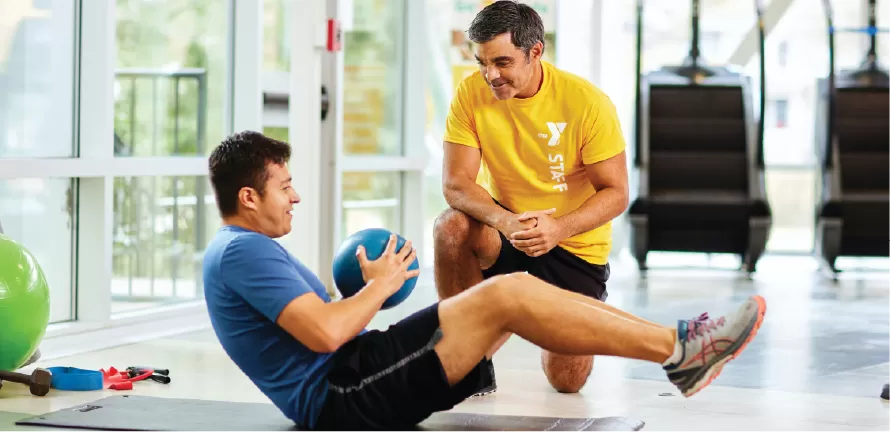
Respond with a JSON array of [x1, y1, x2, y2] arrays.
[[275, 279, 394, 353], [555, 151, 630, 239], [442, 141, 515, 231]]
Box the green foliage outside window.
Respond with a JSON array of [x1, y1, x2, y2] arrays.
[[112, 0, 226, 291]]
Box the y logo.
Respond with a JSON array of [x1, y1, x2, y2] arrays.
[[546, 122, 567, 147]]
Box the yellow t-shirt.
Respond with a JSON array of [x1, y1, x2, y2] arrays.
[[443, 61, 626, 265]]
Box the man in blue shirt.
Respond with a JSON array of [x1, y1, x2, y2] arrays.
[[203, 131, 767, 430]]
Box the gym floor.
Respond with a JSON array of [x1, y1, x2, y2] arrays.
[[1, 255, 888, 431]]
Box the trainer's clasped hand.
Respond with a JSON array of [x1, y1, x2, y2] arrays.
[[497, 214, 537, 240], [510, 208, 563, 257], [356, 234, 420, 295]]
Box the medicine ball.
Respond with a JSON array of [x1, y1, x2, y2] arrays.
[[332, 228, 419, 309]]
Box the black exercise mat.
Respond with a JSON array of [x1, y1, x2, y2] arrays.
[[16, 395, 645, 431]]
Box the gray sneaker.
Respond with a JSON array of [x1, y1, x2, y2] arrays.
[[663, 295, 766, 397]]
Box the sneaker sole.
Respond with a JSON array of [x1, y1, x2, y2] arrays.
[[681, 295, 767, 397], [471, 387, 497, 397]]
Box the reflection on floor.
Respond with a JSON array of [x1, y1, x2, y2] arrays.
[[2, 254, 888, 431]]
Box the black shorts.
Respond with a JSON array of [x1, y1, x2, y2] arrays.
[[482, 231, 611, 302], [314, 303, 493, 430]]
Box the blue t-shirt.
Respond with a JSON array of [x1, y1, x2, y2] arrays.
[[203, 225, 334, 428]]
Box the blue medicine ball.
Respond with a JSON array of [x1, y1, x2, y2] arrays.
[[332, 228, 419, 309]]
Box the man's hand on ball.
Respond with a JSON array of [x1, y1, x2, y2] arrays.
[[356, 234, 419, 294], [510, 208, 563, 257]]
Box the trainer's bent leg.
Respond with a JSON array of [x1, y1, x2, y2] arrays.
[[433, 208, 509, 359], [433, 208, 502, 299], [434, 273, 677, 386]]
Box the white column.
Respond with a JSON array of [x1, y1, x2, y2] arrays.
[[588, 0, 603, 86], [75, 0, 117, 323], [229, 0, 264, 134], [557, 0, 630, 258], [317, 0, 344, 287], [401, 0, 428, 266], [75, 178, 114, 323], [285, 0, 327, 275], [555, 0, 598, 83]]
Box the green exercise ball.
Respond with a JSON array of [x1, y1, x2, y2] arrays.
[[0, 234, 50, 371]]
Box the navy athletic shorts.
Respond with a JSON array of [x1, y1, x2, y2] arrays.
[[314, 303, 494, 430]]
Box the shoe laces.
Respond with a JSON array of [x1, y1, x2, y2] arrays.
[[687, 313, 726, 341]]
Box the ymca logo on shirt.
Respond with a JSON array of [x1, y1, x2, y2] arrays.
[[543, 122, 568, 192], [546, 122, 567, 147]]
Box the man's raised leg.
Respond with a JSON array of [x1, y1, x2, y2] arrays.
[[539, 297, 669, 393], [539, 307, 674, 393], [434, 272, 766, 398]]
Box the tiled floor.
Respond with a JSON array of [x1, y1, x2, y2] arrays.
[[2, 254, 888, 430]]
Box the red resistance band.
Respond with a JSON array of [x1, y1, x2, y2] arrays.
[[100, 367, 154, 391]]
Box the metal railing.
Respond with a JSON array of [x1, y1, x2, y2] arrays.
[[114, 68, 207, 156], [112, 68, 208, 303]]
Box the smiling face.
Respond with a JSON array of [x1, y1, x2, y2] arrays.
[[209, 130, 297, 238], [475, 32, 543, 100], [244, 162, 300, 238]]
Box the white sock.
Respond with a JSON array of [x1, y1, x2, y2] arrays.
[[662, 337, 684, 366]]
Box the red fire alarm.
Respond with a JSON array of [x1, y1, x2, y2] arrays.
[[327, 19, 341, 52]]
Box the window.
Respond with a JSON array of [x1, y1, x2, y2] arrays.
[[115, 0, 229, 156], [0, 0, 76, 158], [0, 0, 78, 322], [263, 0, 291, 72], [112, 176, 220, 313], [0, 178, 75, 323], [1, 0, 255, 348], [341, 172, 401, 239], [343, 0, 406, 156], [112, 0, 231, 311]]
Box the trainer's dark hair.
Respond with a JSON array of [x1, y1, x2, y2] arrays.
[[209, 130, 291, 217], [467, 0, 545, 58]]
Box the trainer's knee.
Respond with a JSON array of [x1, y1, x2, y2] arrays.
[[541, 352, 594, 394], [433, 208, 474, 247]]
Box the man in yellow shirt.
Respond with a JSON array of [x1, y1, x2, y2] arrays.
[[435, 1, 630, 394]]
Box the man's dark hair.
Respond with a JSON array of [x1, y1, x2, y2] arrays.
[[208, 130, 291, 217], [467, 0, 545, 58]]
